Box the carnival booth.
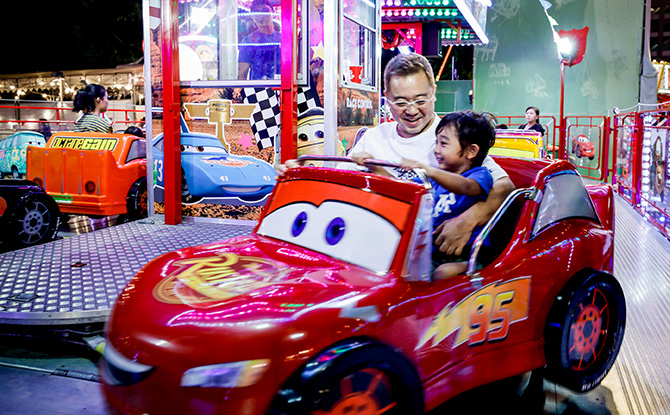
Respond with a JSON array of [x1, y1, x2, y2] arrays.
[[145, 0, 383, 224]]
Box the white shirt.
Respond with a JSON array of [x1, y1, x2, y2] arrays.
[[339, 116, 508, 182]]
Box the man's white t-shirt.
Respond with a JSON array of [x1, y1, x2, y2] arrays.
[[339, 115, 508, 182]]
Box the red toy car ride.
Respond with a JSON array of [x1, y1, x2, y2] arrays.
[[101, 156, 625, 415], [572, 134, 596, 160]]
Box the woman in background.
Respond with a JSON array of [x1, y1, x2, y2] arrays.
[[72, 84, 112, 133], [518, 106, 545, 136]]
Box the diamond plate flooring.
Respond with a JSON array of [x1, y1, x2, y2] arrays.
[[0, 218, 255, 324]]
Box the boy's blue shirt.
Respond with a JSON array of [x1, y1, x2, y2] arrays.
[[414, 166, 493, 247]]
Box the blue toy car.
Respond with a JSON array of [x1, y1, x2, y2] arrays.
[[152, 126, 276, 204], [0, 131, 46, 178]]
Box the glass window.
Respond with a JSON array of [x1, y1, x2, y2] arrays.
[[126, 139, 147, 163], [177, 0, 306, 85], [532, 172, 600, 236], [153, 138, 164, 153], [342, 0, 375, 28], [340, 0, 378, 91]]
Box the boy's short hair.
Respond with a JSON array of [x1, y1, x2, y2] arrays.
[[384, 53, 436, 92], [436, 111, 496, 167], [124, 126, 145, 138]]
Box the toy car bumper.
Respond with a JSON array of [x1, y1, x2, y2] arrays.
[[582, 144, 596, 157], [50, 193, 127, 216], [101, 350, 276, 415]]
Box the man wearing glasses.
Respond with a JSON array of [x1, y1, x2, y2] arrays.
[[280, 53, 515, 259], [345, 53, 514, 259]]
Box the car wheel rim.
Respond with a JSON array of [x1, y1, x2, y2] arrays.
[[19, 200, 50, 244], [312, 369, 396, 415], [140, 190, 148, 213], [569, 287, 608, 372]]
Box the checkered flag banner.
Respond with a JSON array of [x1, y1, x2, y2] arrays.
[[241, 87, 281, 150], [297, 86, 321, 116]]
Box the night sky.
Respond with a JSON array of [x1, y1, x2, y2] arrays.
[[2, 0, 144, 74]]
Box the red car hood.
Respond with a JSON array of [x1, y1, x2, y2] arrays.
[[107, 234, 398, 364]]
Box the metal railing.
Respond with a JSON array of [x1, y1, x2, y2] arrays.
[[613, 109, 670, 239], [0, 101, 144, 139]]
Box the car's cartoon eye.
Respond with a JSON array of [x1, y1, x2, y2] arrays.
[[257, 201, 401, 272], [292, 211, 308, 237], [298, 133, 309, 142], [181, 145, 186, 152], [202, 146, 228, 153], [325, 217, 345, 245], [197, 146, 205, 152], [315, 130, 324, 139]]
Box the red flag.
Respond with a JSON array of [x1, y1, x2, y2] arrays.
[[558, 27, 589, 67]]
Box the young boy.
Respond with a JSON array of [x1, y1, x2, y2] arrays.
[[401, 110, 496, 280]]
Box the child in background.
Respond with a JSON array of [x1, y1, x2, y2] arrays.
[[72, 84, 112, 133], [123, 126, 144, 138], [401, 111, 496, 280]]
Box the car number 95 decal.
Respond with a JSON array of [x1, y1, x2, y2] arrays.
[[417, 277, 530, 350]]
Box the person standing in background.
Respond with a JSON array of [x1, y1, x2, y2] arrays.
[[237, 0, 281, 81], [518, 106, 545, 136], [72, 84, 112, 133], [37, 118, 52, 140]]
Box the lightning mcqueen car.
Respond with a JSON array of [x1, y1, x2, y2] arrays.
[[101, 156, 625, 415]]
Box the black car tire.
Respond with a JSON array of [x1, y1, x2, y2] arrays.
[[270, 344, 423, 415], [576, 146, 582, 158], [11, 193, 60, 248], [11, 166, 20, 179], [126, 178, 148, 220], [181, 169, 203, 205], [544, 272, 625, 393]]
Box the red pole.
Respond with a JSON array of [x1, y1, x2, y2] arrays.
[[632, 112, 644, 206], [162, 0, 182, 225], [602, 116, 610, 183], [280, 0, 297, 163], [559, 61, 566, 160]]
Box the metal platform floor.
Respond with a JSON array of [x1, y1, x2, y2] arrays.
[[0, 218, 255, 325], [0, 194, 669, 414]]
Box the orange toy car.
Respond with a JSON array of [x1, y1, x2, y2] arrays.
[[27, 132, 147, 218]]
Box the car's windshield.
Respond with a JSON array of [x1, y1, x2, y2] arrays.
[[256, 179, 411, 273]]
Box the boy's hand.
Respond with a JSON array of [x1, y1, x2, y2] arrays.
[[400, 158, 426, 171], [276, 159, 300, 177], [351, 152, 374, 166]]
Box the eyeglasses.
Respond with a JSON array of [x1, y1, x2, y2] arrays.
[[387, 95, 435, 110]]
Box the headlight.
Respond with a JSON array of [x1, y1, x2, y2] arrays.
[[181, 359, 270, 388], [103, 342, 154, 386]]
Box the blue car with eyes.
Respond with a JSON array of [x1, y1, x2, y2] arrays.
[[152, 127, 276, 204]]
